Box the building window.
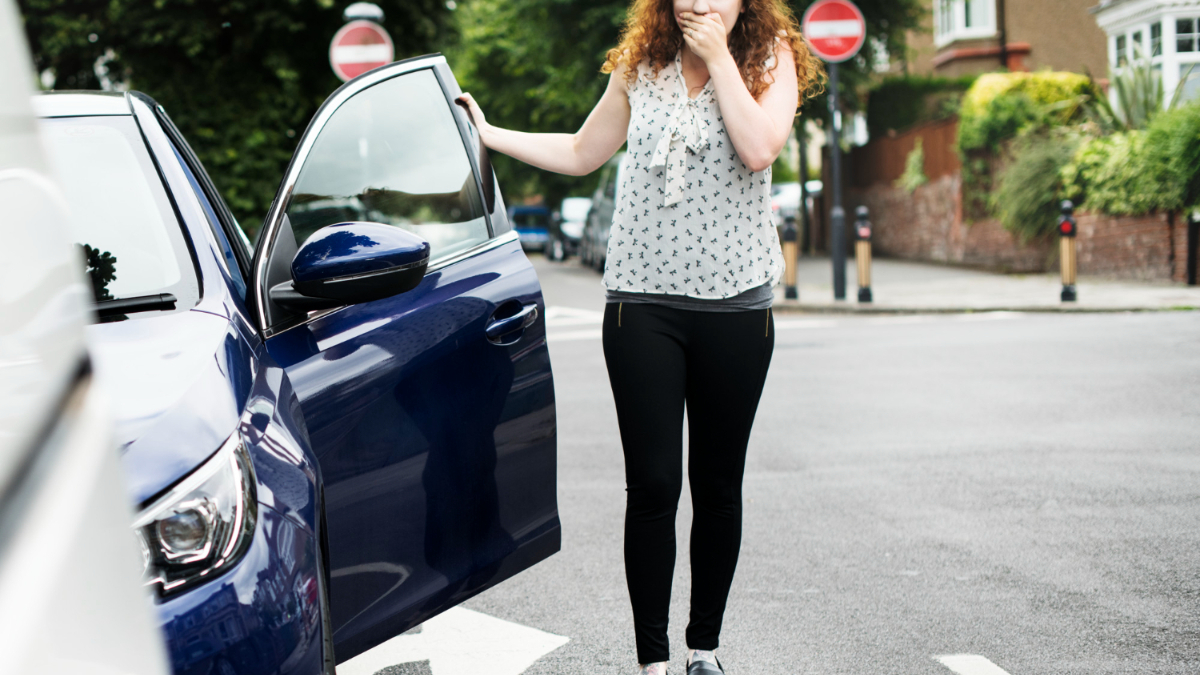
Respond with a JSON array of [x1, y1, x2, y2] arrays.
[[1181, 63, 1200, 103], [1116, 34, 1127, 65], [1151, 22, 1162, 57], [934, 0, 996, 47], [1179, 18, 1198, 53], [1132, 30, 1144, 59]]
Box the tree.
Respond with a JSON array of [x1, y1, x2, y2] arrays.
[[450, 0, 626, 209], [451, 0, 925, 206], [19, 0, 457, 236]]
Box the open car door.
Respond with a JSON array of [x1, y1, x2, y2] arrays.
[[250, 54, 559, 662]]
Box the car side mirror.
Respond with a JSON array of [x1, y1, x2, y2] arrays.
[[269, 222, 430, 312]]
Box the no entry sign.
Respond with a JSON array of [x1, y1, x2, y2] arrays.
[[329, 20, 394, 82], [801, 0, 866, 63]]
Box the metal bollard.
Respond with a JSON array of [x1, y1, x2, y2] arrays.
[[854, 206, 873, 303], [1058, 200, 1078, 302], [782, 215, 799, 300]]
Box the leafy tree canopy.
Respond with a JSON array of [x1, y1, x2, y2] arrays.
[[450, 0, 924, 207], [19, 0, 457, 236]]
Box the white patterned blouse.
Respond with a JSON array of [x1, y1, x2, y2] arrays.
[[601, 51, 785, 300]]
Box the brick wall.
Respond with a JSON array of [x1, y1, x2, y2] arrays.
[[1075, 211, 1176, 281], [847, 177, 1187, 280], [849, 176, 1051, 273]]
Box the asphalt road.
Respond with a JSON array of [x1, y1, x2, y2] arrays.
[[462, 254, 1200, 675]]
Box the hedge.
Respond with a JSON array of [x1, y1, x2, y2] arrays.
[[958, 71, 1092, 153], [1062, 102, 1200, 215], [866, 74, 977, 138]]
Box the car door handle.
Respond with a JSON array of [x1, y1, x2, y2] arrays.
[[485, 304, 538, 343]]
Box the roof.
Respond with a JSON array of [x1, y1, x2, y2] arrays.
[[32, 91, 130, 118]]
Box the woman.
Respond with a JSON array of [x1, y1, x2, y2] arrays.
[[458, 1, 823, 672]]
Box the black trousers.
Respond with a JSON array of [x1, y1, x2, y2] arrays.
[[602, 301, 774, 664]]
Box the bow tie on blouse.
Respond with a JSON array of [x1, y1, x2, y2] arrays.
[[650, 94, 709, 207]]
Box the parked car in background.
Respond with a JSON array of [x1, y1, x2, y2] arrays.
[[770, 181, 801, 226], [770, 179, 822, 227], [580, 153, 625, 272], [0, 1, 170, 672], [509, 204, 551, 252], [546, 196, 591, 261], [34, 53, 559, 675]]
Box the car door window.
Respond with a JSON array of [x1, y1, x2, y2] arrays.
[[170, 145, 248, 300], [286, 69, 489, 261]]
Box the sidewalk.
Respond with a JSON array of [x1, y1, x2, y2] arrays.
[[775, 257, 1200, 313]]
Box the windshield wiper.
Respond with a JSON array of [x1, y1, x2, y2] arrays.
[[95, 293, 177, 319]]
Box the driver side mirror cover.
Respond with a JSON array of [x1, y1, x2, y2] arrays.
[[290, 222, 430, 304]]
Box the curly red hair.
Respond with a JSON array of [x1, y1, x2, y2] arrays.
[[602, 0, 825, 105]]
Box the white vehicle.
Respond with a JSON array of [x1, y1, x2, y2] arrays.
[[0, 1, 170, 672], [548, 196, 591, 261]]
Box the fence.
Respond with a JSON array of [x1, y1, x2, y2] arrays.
[[848, 117, 960, 189]]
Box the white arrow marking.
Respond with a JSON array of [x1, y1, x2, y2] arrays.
[[806, 19, 864, 39], [935, 654, 1014, 675], [337, 607, 568, 675], [332, 44, 393, 64]]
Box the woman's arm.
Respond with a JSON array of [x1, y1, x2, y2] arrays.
[[456, 64, 632, 177], [680, 12, 799, 172]]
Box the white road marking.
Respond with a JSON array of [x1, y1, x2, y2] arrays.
[[547, 329, 604, 343], [935, 654, 1014, 675], [337, 607, 568, 675], [544, 306, 604, 327]]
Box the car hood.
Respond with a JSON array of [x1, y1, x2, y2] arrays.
[[87, 309, 255, 505]]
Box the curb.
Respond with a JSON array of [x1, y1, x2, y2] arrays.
[[771, 303, 1198, 315]]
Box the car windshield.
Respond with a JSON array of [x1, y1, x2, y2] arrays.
[[39, 116, 198, 315]]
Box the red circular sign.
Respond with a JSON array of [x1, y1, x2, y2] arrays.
[[802, 0, 866, 63], [329, 20, 395, 82]]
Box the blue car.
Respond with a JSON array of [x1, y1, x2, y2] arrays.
[[509, 205, 551, 252], [36, 54, 559, 675]]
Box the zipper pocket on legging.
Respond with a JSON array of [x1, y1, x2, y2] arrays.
[[619, 302, 623, 327], [766, 307, 771, 337]]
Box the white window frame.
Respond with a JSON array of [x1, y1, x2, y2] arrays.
[[1103, 10, 1200, 110], [934, 0, 998, 48]]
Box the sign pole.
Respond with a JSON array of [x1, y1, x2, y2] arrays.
[[828, 62, 846, 300], [802, 0, 863, 302]]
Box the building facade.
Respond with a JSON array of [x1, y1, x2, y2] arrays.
[[1091, 0, 1200, 104], [905, 0, 1109, 77]]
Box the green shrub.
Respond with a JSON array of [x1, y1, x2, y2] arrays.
[[1142, 101, 1200, 210], [993, 132, 1081, 241], [958, 92, 1042, 154], [894, 138, 928, 193], [958, 72, 1093, 153], [866, 74, 976, 138], [1062, 102, 1200, 214]]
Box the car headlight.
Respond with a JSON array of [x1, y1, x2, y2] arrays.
[[133, 435, 257, 597]]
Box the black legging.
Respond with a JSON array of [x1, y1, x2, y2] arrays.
[[602, 301, 774, 665]]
